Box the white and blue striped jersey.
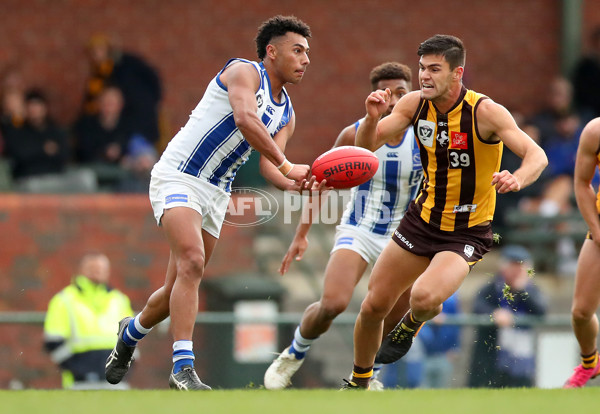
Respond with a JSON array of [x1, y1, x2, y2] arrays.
[[154, 58, 294, 192], [340, 122, 423, 237]]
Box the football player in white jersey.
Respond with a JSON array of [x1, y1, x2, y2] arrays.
[[105, 15, 316, 390], [264, 62, 423, 390]]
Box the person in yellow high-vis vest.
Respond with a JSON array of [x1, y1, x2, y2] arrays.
[[44, 252, 134, 389]]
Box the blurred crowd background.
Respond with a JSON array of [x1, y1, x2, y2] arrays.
[[1, 0, 600, 390]]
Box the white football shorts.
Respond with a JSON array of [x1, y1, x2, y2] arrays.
[[330, 223, 391, 264], [149, 165, 230, 238]]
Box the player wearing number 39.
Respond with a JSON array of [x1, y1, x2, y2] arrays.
[[265, 62, 422, 390], [344, 34, 548, 389], [104, 15, 316, 390]]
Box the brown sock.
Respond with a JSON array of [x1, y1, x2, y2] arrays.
[[351, 364, 373, 388], [399, 310, 424, 332], [581, 350, 598, 369]]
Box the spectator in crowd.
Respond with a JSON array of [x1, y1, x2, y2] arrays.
[[74, 84, 134, 165], [534, 110, 584, 217], [3, 89, 70, 181], [82, 33, 162, 144], [43, 252, 134, 389], [116, 134, 158, 193], [73, 84, 137, 190], [468, 245, 547, 388], [572, 25, 600, 118], [529, 77, 590, 147]]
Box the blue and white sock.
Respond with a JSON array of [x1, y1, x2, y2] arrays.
[[122, 314, 152, 347], [288, 326, 315, 360], [173, 340, 195, 374], [372, 363, 383, 379]]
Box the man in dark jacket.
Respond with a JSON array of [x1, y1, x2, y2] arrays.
[[468, 245, 547, 388]]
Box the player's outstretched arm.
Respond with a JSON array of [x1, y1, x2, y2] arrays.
[[479, 100, 548, 193], [575, 118, 600, 242]]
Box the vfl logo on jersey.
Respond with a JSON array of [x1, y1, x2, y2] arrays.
[[417, 120, 435, 147], [453, 204, 477, 213], [256, 92, 264, 108], [451, 131, 468, 149], [464, 244, 474, 258], [437, 130, 449, 147]]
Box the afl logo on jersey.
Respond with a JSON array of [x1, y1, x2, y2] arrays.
[[417, 120, 435, 147], [256, 92, 264, 108]]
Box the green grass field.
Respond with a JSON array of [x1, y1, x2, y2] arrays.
[[1, 388, 598, 414]]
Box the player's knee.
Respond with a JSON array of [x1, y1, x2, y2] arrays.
[[319, 298, 348, 319], [409, 288, 441, 314], [571, 305, 596, 324], [177, 248, 206, 279], [359, 296, 388, 321]]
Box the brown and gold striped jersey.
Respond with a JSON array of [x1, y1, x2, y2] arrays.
[[411, 86, 503, 231]]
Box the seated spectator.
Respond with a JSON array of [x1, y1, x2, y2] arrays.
[[74, 84, 133, 165], [3, 89, 70, 181], [82, 33, 162, 144], [73, 85, 134, 190], [116, 134, 158, 193], [468, 245, 547, 388]]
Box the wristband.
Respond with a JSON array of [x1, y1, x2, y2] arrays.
[[277, 159, 294, 177]]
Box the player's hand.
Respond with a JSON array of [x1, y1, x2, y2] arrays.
[[285, 163, 311, 183], [492, 170, 521, 194], [279, 234, 309, 275], [365, 88, 391, 119], [309, 178, 334, 194], [286, 174, 316, 193]]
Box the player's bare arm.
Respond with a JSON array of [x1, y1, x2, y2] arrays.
[[356, 91, 419, 151], [223, 62, 310, 183], [477, 99, 548, 193], [334, 124, 357, 147], [575, 118, 600, 243]]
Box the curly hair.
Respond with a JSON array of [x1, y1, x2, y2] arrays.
[[255, 15, 311, 60], [417, 34, 466, 70], [369, 62, 412, 91]]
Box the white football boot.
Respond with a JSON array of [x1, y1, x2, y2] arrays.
[[264, 346, 305, 389]]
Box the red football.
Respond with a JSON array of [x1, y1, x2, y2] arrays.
[[311, 146, 379, 189]]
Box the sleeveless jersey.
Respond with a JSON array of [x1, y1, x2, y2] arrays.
[[154, 58, 293, 192], [412, 86, 503, 231], [340, 123, 423, 237]]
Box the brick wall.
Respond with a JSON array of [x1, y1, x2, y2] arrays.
[[2, 0, 598, 164], [0, 194, 258, 388]]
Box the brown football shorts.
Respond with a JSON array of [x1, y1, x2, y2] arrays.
[[392, 202, 493, 267]]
